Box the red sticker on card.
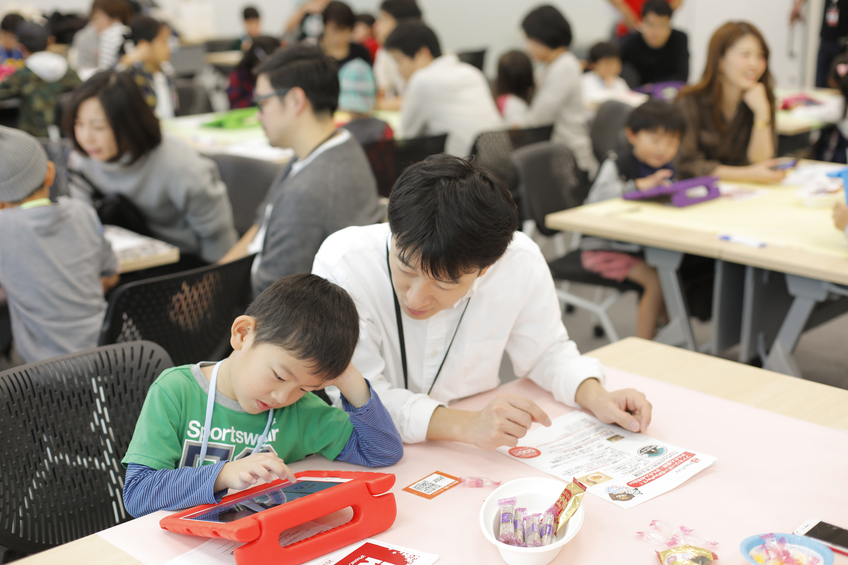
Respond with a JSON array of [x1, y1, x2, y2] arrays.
[[508, 446, 541, 459]]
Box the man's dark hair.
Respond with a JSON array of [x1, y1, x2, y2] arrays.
[[1, 13, 25, 34], [388, 154, 518, 282], [323, 1, 355, 30], [63, 71, 162, 164], [355, 13, 375, 27], [128, 15, 163, 45], [588, 41, 620, 64], [521, 5, 572, 49], [384, 21, 441, 59], [626, 99, 686, 135], [91, 0, 132, 25], [643, 0, 673, 18], [243, 6, 260, 20], [379, 0, 422, 21], [245, 273, 359, 380], [254, 44, 339, 115]]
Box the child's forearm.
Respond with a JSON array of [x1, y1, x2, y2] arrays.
[[123, 462, 227, 518], [336, 387, 403, 467]]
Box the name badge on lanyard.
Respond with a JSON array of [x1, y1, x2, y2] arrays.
[[827, 1, 840, 27]]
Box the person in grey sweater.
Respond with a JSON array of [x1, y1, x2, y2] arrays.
[[0, 127, 118, 364], [65, 72, 238, 265], [220, 44, 383, 297]]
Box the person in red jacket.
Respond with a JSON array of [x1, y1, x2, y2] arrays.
[[608, 0, 682, 38]]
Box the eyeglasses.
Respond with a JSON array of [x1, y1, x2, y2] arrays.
[[253, 87, 292, 109]]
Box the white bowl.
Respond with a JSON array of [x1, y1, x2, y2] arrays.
[[479, 478, 585, 565]]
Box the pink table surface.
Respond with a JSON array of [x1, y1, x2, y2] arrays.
[[99, 367, 848, 565]]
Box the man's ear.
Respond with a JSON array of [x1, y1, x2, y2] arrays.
[[231, 315, 257, 350], [479, 256, 503, 278], [290, 87, 309, 115]]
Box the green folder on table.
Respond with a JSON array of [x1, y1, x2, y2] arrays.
[[202, 107, 261, 129]]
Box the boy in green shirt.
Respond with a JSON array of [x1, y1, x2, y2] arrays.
[[122, 273, 403, 517]]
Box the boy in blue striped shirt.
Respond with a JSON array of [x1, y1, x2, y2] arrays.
[[122, 274, 403, 517]]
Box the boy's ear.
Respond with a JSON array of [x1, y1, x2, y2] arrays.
[[230, 315, 257, 350], [43, 161, 56, 191], [624, 127, 637, 146]]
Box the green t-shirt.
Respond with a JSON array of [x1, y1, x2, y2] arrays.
[[122, 364, 354, 470]]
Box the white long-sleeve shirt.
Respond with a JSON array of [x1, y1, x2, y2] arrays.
[[399, 53, 504, 157], [522, 51, 599, 177], [312, 223, 604, 444]]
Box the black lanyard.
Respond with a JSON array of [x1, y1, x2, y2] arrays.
[[385, 241, 471, 395]]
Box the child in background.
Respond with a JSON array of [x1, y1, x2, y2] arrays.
[[121, 274, 403, 518], [88, 0, 132, 74], [320, 1, 372, 67], [581, 99, 686, 339], [581, 41, 630, 112], [790, 53, 848, 163], [0, 21, 82, 138], [236, 6, 262, 51], [373, 0, 422, 110], [338, 58, 393, 145], [121, 16, 177, 119], [0, 13, 25, 80], [495, 50, 534, 126], [0, 126, 119, 364], [353, 14, 379, 61], [227, 35, 280, 109]]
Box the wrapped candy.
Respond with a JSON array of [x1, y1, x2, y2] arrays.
[[552, 479, 586, 536], [461, 476, 502, 488], [513, 507, 526, 547], [524, 513, 542, 548], [749, 534, 822, 565], [540, 507, 556, 546], [657, 544, 718, 565], [497, 497, 517, 544], [637, 520, 718, 549]]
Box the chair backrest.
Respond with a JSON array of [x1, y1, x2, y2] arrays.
[[512, 141, 585, 237], [174, 78, 214, 116], [0, 341, 173, 555], [470, 125, 555, 192], [99, 254, 255, 365], [210, 154, 282, 236], [170, 43, 207, 78], [457, 49, 486, 71], [205, 38, 238, 53], [590, 100, 633, 162], [362, 134, 447, 198]]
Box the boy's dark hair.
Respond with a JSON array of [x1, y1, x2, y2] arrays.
[[91, 0, 132, 25], [129, 15, 163, 45], [643, 0, 673, 18], [384, 21, 441, 59], [16, 22, 49, 53], [323, 1, 355, 30], [1, 13, 25, 33], [379, 0, 422, 21], [245, 273, 359, 380], [388, 154, 518, 282], [63, 71, 162, 164], [355, 13, 376, 27], [626, 99, 686, 135], [521, 5, 572, 49], [243, 6, 260, 20], [254, 44, 339, 115], [588, 41, 620, 64], [496, 50, 535, 102], [237, 35, 280, 71]]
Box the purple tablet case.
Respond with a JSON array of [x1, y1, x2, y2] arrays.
[[634, 81, 686, 102], [622, 176, 720, 207]]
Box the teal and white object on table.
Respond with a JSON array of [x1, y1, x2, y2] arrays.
[[739, 533, 834, 565], [825, 167, 848, 204]]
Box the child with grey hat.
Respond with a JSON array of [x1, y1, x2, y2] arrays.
[[0, 126, 119, 364]]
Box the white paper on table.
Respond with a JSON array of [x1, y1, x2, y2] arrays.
[[719, 183, 769, 202], [497, 412, 716, 509], [781, 162, 846, 186]]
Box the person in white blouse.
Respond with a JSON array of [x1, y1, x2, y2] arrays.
[[313, 154, 652, 449]]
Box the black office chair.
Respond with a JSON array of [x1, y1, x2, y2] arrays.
[[99, 254, 255, 366], [513, 142, 642, 342], [469, 125, 555, 195], [590, 100, 633, 163], [457, 49, 486, 71], [0, 341, 173, 559], [174, 78, 213, 116], [205, 38, 239, 53], [363, 134, 448, 197], [210, 154, 282, 236]]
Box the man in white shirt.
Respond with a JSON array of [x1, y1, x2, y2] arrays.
[[313, 154, 652, 449], [384, 21, 504, 157]]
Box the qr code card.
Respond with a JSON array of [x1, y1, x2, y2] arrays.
[[402, 471, 461, 500]]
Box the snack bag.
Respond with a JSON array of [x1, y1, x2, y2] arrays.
[[525, 513, 542, 548], [513, 507, 526, 547], [656, 544, 718, 565], [540, 507, 556, 546], [497, 496, 517, 544], [553, 479, 586, 536]]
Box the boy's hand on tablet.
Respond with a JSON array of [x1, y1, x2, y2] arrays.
[[214, 452, 297, 492], [635, 169, 673, 191], [575, 378, 652, 433], [465, 394, 551, 450]]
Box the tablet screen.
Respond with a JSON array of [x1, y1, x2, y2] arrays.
[[185, 479, 344, 523]]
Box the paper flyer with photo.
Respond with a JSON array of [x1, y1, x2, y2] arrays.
[[305, 539, 439, 565], [497, 412, 716, 509]]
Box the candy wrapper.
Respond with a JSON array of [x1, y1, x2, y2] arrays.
[[637, 520, 719, 549], [749, 534, 822, 565], [461, 477, 502, 488], [513, 507, 526, 547], [524, 513, 541, 548], [540, 507, 556, 546], [657, 544, 718, 565], [552, 479, 586, 536], [497, 497, 517, 544]]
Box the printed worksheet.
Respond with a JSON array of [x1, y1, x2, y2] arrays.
[[497, 412, 716, 509]]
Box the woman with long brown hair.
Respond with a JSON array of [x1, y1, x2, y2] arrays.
[[675, 21, 785, 183]]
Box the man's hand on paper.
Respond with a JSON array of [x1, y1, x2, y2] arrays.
[[575, 378, 652, 433], [214, 452, 297, 492]]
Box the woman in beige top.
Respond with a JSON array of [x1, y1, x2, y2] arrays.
[[675, 21, 785, 183]]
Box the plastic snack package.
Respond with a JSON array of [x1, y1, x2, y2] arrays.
[[553, 479, 586, 536], [512, 507, 526, 546], [637, 520, 718, 549], [656, 544, 719, 565], [525, 513, 542, 548], [749, 534, 822, 565], [497, 496, 517, 544], [461, 477, 502, 488], [540, 507, 556, 546]]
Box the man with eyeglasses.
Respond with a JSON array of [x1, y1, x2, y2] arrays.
[[619, 0, 689, 87], [220, 44, 383, 298]]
